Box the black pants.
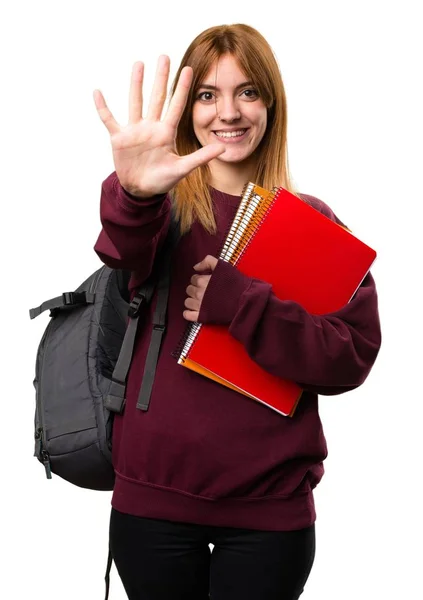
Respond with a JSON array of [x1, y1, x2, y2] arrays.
[[109, 508, 315, 600]]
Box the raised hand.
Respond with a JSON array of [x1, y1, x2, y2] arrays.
[[93, 56, 226, 198]]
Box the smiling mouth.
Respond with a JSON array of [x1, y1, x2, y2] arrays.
[[213, 128, 248, 139]]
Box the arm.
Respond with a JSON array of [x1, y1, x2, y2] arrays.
[[197, 198, 381, 396], [92, 56, 225, 290], [199, 262, 380, 395], [198, 261, 380, 395], [94, 171, 171, 288]]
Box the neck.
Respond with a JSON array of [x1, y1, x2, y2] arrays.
[[209, 157, 256, 196]]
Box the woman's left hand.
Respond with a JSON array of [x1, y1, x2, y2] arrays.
[[183, 255, 218, 321]]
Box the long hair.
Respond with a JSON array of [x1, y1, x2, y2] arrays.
[[170, 24, 299, 235]]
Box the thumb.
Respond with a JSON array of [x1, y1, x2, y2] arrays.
[[179, 144, 226, 176], [194, 255, 218, 272]]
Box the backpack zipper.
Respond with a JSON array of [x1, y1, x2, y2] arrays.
[[34, 322, 54, 479], [35, 427, 52, 479]]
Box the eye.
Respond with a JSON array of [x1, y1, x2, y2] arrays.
[[241, 88, 259, 100], [196, 91, 215, 102]]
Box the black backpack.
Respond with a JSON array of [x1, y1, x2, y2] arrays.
[[29, 222, 178, 491]]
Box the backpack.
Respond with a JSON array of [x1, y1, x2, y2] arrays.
[[29, 222, 178, 492]]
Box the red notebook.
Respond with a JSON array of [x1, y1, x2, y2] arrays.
[[177, 184, 377, 416]]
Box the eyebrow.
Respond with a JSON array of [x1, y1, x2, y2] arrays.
[[197, 81, 254, 91]]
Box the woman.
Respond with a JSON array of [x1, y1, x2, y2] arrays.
[[93, 23, 381, 600]]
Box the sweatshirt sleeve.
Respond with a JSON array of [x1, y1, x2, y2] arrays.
[[198, 197, 381, 396], [94, 172, 171, 289], [94, 172, 171, 288]]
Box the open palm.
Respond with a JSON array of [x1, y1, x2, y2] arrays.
[[93, 56, 225, 198]]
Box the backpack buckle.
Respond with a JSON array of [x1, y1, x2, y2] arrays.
[[62, 291, 87, 306], [105, 380, 126, 414], [128, 292, 146, 318]]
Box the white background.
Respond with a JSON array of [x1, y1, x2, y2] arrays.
[[2, 0, 422, 598]]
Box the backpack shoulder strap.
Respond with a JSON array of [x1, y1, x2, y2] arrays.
[[136, 219, 179, 411], [103, 278, 155, 413], [105, 217, 180, 414]]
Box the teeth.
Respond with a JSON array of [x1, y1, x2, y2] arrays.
[[215, 129, 246, 138]]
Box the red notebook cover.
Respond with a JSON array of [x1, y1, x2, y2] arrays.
[[179, 186, 377, 416]]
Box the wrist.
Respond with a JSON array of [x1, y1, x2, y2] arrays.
[[198, 260, 253, 325], [113, 175, 167, 210]]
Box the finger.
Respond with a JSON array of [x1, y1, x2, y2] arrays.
[[194, 256, 217, 272], [177, 144, 226, 179], [146, 55, 170, 121], [165, 66, 193, 130], [184, 297, 200, 310], [183, 309, 199, 322], [93, 89, 120, 135], [193, 259, 208, 272], [128, 61, 144, 124], [186, 284, 201, 300], [191, 275, 210, 289]]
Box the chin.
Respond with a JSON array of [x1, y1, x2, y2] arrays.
[[218, 151, 253, 164]]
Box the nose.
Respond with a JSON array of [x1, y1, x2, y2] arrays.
[[216, 96, 241, 122]]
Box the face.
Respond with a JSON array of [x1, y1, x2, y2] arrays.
[[192, 54, 267, 165]]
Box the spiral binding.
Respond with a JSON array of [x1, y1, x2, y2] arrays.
[[231, 187, 282, 266], [177, 321, 202, 363], [176, 183, 279, 363], [225, 190, 269, 264], [220, 181, 255, 260], [176, 182, 263, 362]]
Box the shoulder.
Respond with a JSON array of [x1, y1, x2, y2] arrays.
[[298, 192, 349, 230]]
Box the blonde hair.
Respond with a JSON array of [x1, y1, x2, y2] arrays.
[[171, 23, 298, 235]]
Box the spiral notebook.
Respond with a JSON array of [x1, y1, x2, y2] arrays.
[[177, 183, 377, 416]]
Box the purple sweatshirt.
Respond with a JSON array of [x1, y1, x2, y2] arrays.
[[94, 172, 381, 531]]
